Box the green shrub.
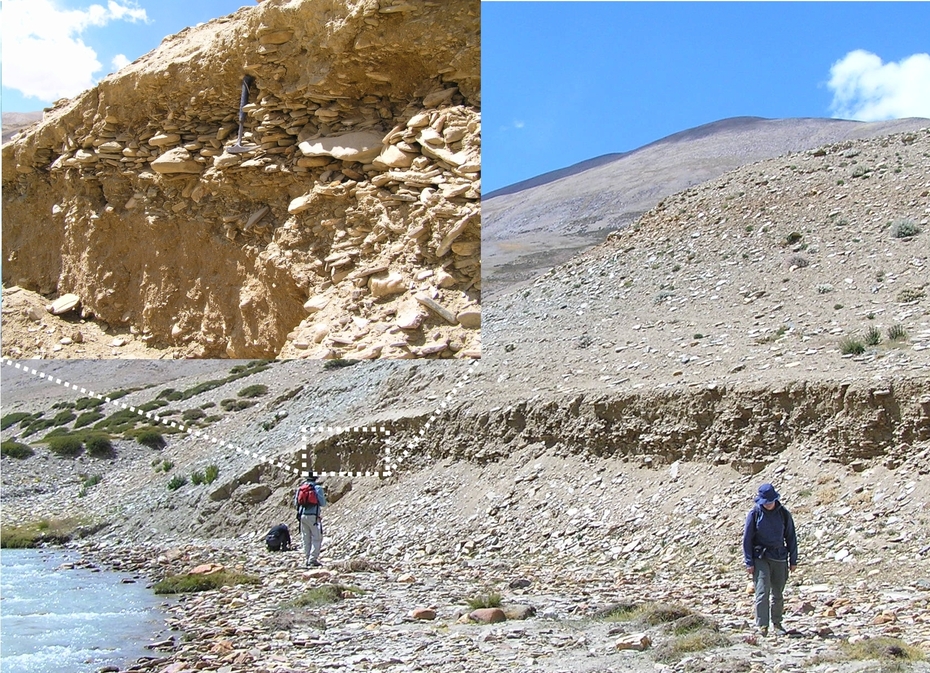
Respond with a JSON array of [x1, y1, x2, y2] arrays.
[[1, 440, 34, 459], [785, 231, 803, 245], [466, 592, 502, 609], [204, 464, 219, 484], [887, 324, 908, 342], [191, 470, 205, 485], [47, 435, 84, 457], [85, 434, 114, 458], [181, 408, 206, 422], [74, 397, 105, 410], [840, 337, 865, 355], [167, 475, 187, 491], [220, 399, 254, 412], [890, 218, 921, 239], [93, 409, 142, 434], [181, 380, 226, 399], [238, 384, 268, 398], [200, 401, 216, 409], [22, 418, 56, 437], [133, 428, 166, 449], [152, 570, 259, 594], [157, 388, 183, 401], [323, 358, 360, 370], [864, 326, 882, 346], [204, 415, 223, 424], [138, 400, 168, 412], [157, 460, 175, 473], [287, 583, 362, 607], [105, 388, 141, 400], [1, 412, 31, 430], [74, 412, 105, 429]]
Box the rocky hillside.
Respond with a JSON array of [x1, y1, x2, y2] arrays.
[[2, 111, 44, 145], [2, 0, 480, 360], [484, 117, 929, 298]]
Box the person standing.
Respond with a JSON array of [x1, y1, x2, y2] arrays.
[[295, 474, 327, 567], [742, 483, 798, 636]]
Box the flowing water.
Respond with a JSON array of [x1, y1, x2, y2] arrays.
[[0, 548, 168, 673]]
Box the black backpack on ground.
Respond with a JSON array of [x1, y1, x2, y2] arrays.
[[265, 523, 291, 551]]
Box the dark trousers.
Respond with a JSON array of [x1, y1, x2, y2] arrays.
[[753, 556, 789, 627]]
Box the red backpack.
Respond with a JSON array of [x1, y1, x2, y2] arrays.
[[297, 483, 319, 507]]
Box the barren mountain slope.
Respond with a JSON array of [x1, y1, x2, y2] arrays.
[[484, 117, 930, 298], [2, 111, 44, 145], [2, 0, 480, 361]]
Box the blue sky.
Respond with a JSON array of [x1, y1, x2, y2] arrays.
[[483, 2, 930, 193], [2, 0, 251, 112]]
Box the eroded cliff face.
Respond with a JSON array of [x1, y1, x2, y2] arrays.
[[2, 0, 480, 359]]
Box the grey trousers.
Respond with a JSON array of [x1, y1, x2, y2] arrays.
[[753, 556, 789, 627], [299, 514, 322, 564]]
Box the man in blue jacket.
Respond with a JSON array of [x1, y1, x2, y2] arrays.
[[743, 483, 798, 636]]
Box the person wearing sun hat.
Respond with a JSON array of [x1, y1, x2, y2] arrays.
[[742, 483, 798, 636]]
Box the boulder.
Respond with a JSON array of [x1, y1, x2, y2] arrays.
[[151, 148, 202, 174], [298, 131, 384, 163]]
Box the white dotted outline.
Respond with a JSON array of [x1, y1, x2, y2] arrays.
[[299, 425, 392, 479], [3, 360, 294, 477], [3, 359, 479, 479]]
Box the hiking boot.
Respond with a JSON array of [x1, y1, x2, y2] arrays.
[[758, 626, 768, 636], [772, 623, 788, 636], [307, 559, 322, 567]]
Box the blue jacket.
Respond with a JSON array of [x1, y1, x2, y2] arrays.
[[742, 503, 798, 567]]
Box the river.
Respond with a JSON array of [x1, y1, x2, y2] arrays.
[[0, 548, 168, 673]]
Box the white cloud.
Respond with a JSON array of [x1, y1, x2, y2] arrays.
[[828, 49, 930, 121], [112, 53, 131, 70], [514, 120, 525, 129], [1, 0, 149, 102]]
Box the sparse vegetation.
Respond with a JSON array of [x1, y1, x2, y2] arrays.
[[787, 255, 809, 269], [238, 384, 268, 398], [816, 284, 834, 294], [897, 288, 925, 303], [466, 592, 503, 609], [152, 570, 259, 594], [286, 583, 363, 607], [191, 465, 219, 486], [84, 434, 114, 457], [157, 388, 184, 401], [653, 629, 731, 663], [890, 218, 921, 238], [74, 397, 105, 410], [133, 428, 166, 449], [1, 412, 31, 430], [887, 324, 908, 342], [167, 475, 187, 491], [865, 326, 882, 346], [47, 435, 84, 457], [323, 358, 360, 370], [785, 231, 803, 245], [220, 399, 254, 412], [74, 411, 105, 428], [181, 408, 206, 422], [154, 459, 174, 473], [840, 337, 866, 356], [1, 440, 34, 459]]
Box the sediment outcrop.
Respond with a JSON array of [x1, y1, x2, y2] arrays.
[[2, 0, 480, 360]]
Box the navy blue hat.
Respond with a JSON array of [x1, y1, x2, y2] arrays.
[[755, 483, 780, 505]]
